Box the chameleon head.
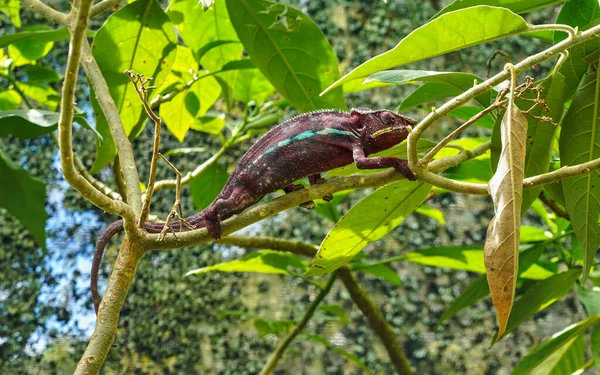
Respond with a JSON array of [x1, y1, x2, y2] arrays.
[[350, 108, 417, 155]]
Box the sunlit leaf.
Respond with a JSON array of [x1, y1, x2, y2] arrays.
[[351, 263, 402, 286], [15, 82, 58, 110], [90, 0, 177, 172], [0, 90, 21, 110], [485, 98, 528, 340], [404, 246, 485, 273], [432, 0, 563, 20], [226, 0, 346, 112], [322, 6, 528, 95], [306, 181, 431, 277], [513, 314, 599, 375], [186, 250, 308, 275], [7, 26, 54, 66], [0, 150, 46, 250], [415, 205, 445, 225], [559, 65, 600, 281], [366, 70, 493, 108], [190, 163, 229, 211], [0, 0, 21, 27]]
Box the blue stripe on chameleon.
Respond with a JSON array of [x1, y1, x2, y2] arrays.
[[247, 128, 356, 169]]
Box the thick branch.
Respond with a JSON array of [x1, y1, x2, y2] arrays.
[[338, 267, 413, 374], [21, 0, 67, 24], [75, 236, 145, 374], [57, 0, 131, 218], [259, 273, 337, 375], [80, 40, 143, 216], [90, 0, 121, 18]]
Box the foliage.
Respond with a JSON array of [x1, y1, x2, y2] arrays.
[[1, 0, 600, 374]]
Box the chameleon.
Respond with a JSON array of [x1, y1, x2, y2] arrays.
[[91, 108, 417, 313]]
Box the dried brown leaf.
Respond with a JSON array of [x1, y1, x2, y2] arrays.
[[485, 98, 528, 340]]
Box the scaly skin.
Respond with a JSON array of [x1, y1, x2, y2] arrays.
[[91, 108, 416, 313]]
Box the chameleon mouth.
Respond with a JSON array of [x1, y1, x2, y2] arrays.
[[370, 127, 395, 138]]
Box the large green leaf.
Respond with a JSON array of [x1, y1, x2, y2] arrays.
[[576, 286, 600, 372], [0, 90, 21, 110], [160, 47, 222, 140], [321, 6, 528, 95], [0, 0, 21, 27], [366, 70, 493, 108], [554, 0, 600, 43], [25, 65, 60, 83], [226, 0, 346, 112], [305, 181, 431, 277], [559, 66, 600, 281], [0, 27, 73, 49], [437, 244, 555, 327], [520, 74, 566, 213], [232, 68, 275, 105], [513, 315, 600, 375], [404, 246, 485, 273], [16, 82, 58, 110], [432, 0, 563, 20], [448, 106, 496, 130], [90, 0, 177, 173], [0, 150, 46, 250], [8, 26, 54, 66], [186, 250, 308, 275], [0, 110, 99, 140], [500, 269, 581, 339], [398, 82, 464, 112], [190, 163, 229, 211]]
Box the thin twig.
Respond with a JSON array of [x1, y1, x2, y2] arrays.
[[89, 0, 121, 18], [539, 191, 570, 220], [125, 70, 162, 226], [157, 153, 194, 239], [259, 273, 337, 375], [21, 0, 67, 24], [80, 40, 143, 216], [486, 51, 512, 79]]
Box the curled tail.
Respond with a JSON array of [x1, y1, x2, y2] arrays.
[[92, 212, 207, 314]]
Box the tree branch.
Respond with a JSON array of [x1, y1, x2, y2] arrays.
[[90, 0, 121, 18], [338, 267, 413, 374], [259, 273, 337, 375], [21, 0, 67, 25], [57, 0, 131, 219], [80, 40, 143, 217]]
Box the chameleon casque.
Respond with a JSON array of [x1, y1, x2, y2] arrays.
[[91, 108, 417, 312]]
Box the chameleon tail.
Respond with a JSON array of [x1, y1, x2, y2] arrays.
[[91, 213, 208, 314], [92, 219, 124, 314]]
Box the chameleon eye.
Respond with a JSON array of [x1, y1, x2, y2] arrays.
[[381, 116, 390, 125]]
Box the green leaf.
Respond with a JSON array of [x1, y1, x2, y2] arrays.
[[190, 114, 226, 135], [0, 27, 71, 49], [366, 70, 493, 108], [196, 39, 240, 61], [0, 150, 46, 250], [314, 190, 350, 223], [448, 106, 496, 130], [0, 0, 21, 27], [499, 269, 582, 340], [432, 0, 563, 20], [253, 317, 293, 338], [305, 181, 431, 277], [554, 0, 600, 43], [321, 6, 528, 95], [232, 68, 275, 105], [415, 205, 445, 225], [436, 274, 489, 328], [520, 75, 566, 214], [15, 82, 58, 110], [0, 109, 59, 138], [559, 66, 600, 281], [8, 26, 54, 66], [317, 304, 349, 324], [25, 65, 60, 83], [444, 158, 492, 183], [520, 226, 552, 243], [90, 0, 177, 172], [437, 244, 554, 327], [186, 250, 308, 275], [325, 139, 436, 178], [399, 82, 464, 112], [305, 334, 373, 374], [351, 263, 401, 286], [576, 285, 600, 372], [0, 90, 21, 110], [190, 163, 229, 211], [513, 315, 600, 375], [226, 0, 346, 112], [404, 246, 485, 273]]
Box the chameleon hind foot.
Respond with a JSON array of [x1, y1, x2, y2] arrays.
[[283, 183, 315, 210], [308, 174, 333, 201]]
